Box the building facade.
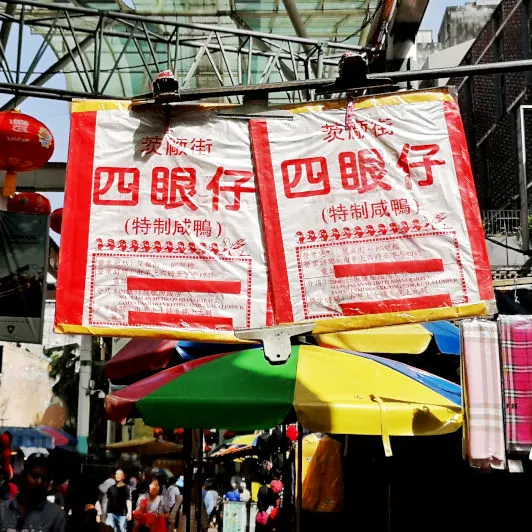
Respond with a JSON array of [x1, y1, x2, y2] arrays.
[[0, 343, 53, 427], [450, 0, 532, 212]]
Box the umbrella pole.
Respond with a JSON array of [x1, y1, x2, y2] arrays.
[[196, 429, 203, 532], [296, 422, 303, 532], [184, 429, 193, 532]]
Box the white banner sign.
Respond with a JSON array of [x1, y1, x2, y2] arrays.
[[56, 90, 493, 339]]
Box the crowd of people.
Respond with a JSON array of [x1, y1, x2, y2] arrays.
[[0, 455, 210, 532], [0, 450, 289, 532]]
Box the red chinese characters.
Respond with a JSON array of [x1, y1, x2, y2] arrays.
[[151, 167, 198, 210], [91, 144, 446, 209], [206, 167, 255, 211], [281, 144, 446, 200], [91, 166, 256, 212], [281, 157, 330, 198], [339, 149, 391, 193], [93, 167, 140, 206], [397, 144, 445, 189], [140, 136, 213, 156], [321, 118, 393, 142]]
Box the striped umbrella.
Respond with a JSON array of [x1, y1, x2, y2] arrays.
[[317, 321, 460, 355], [105, 345, 461, 442], [210, 434, 260, 458]]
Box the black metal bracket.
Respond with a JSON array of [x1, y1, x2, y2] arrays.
[[316, 53, 396, 96]]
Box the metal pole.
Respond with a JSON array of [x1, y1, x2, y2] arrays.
[[296, 423, 303, 532], [196, 429, 202, 532], [106, 338, 119, 448], [0, 3, 17, 53], [184, 429, 193, 532], [3, 56, 532, 104], [0, 33, 94, 110], [15, 5, 24, 85], [518, 105, 529, 251], [281, 0, 318, 77], [76, 335, 92, 455]]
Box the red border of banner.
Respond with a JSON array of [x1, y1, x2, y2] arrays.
[[443, 100, 494, 302], [249, 120, 294, 324], [55, 111, 96, 327]]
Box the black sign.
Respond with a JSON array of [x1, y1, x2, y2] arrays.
[[0, 211, 48, 343]]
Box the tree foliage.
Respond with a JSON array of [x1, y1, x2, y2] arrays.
[[47, 343, 80, 431], [46, 338, 109, 445]]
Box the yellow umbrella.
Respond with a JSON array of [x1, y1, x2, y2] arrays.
[[316, 321, 460, 355]]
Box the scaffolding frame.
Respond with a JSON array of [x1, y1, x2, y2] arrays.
[[0, 0, 375, 109]]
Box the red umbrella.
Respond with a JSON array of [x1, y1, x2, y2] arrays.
[[38, 426, 76, 447], [104, 339, 178, 384]]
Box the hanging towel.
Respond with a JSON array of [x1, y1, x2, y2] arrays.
[[499, 315, 532, 453], [461, 320, 506, 469]]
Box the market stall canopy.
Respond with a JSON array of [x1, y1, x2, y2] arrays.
[[106, 438, 182, 456], [105, 345, 462, 438], [104, 339, 180, 384], [38, 426, 77, 448], [105, 339, 256, 384], [316, 321, 460, 355], [2, 427, 54, 450], [210, 434, 259, 458], [19, 447, 49, 457]]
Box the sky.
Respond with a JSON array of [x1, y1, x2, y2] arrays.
[[0, 0, 469, 214], [421, 0, 471, 35]]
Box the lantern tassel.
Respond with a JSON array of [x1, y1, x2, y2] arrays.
[[2, 171, 17, 197]]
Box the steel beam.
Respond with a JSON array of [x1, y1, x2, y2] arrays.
[[16, 162, 67, 191], [0, 32, 94, 110], [281, 0, 318, 76], [2, 57, 532, 106], [0, 2, 16, 52], [0, 0, 372, 107], [3, 0, 371, 51]]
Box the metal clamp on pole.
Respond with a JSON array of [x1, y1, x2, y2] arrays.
[[235, 322, 315, 364], [316, 52, 395, 96], [132, 70, 180, 106], [153, 70, 180, 102]]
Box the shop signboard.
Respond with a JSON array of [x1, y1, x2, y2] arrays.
[[56, 102, 270, 340], [56, 89, 494, 340], [249, 91, 494, 331], [0, 211, 48, 344]]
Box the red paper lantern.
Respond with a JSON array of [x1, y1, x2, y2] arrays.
[[174, 428, 185, 441], [223, 431, 236, 440], [50, 208, 63, 234], [153, 428, 163, 439], [204, 445, 212, 453], [0, 432, 12, 481], [286, 424, 298, 442], [0, 110, 54, 197], [7, 192, 51, 215]]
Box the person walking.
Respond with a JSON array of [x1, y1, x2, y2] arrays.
[[0, 453, 65, 532], [165, 478, 182, 532], [133, 479, 168, 532], [98, 470, 116, 525], [202, 479, 218, 530], [105, 470, 132, 532]]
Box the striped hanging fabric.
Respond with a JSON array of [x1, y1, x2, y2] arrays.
[[499, 315, 532, 453], [461, 320, 505, 469]]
